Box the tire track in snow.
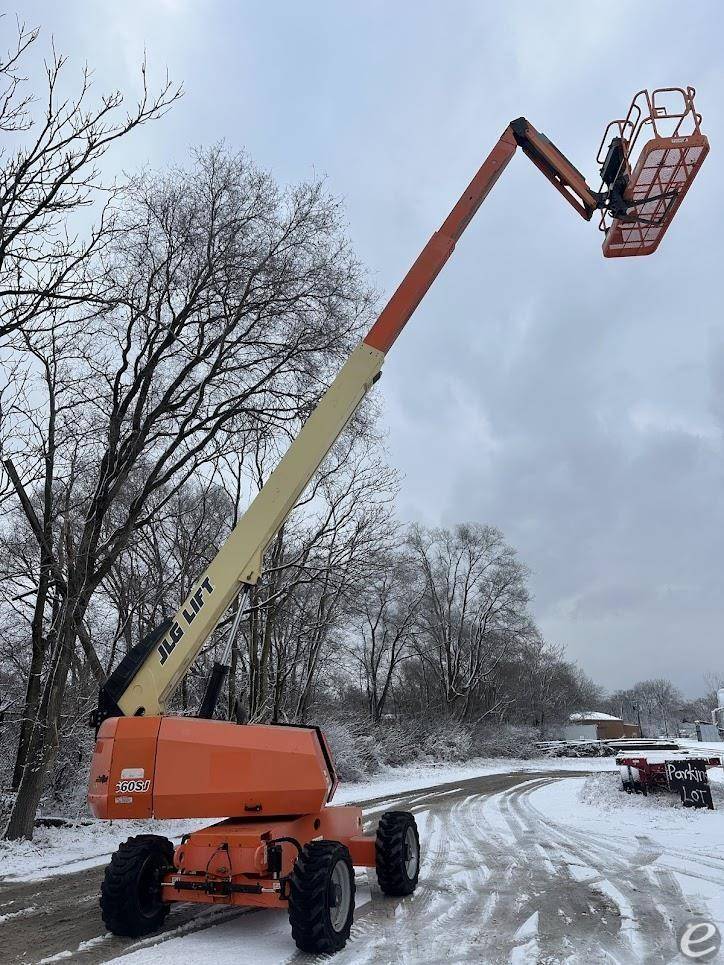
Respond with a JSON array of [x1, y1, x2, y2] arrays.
[[511, 781, 656, 962], [510, 778, 699, 963], [327, 804, 459, 964], [465, 779, 626, 963], [8, 768, 716, 964]]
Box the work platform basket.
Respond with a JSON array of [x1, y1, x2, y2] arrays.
[[598, 87, 709, 257]]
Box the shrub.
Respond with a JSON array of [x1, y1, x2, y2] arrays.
[[317, 717, 382, 782], [545, 741, 617, 758], [473, 723, 540, 759]]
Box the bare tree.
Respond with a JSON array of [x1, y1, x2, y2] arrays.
[[2, 146, 373, 839], [408, 523, 531, 720], [635, 678, 684, 737], [348, 542, 421, 722], [0, 18, 181, 342], [703, 672, 724, 709], [98, 480, 233, 675], [1, 323, 75, 787], [230, 436, 395, 723]]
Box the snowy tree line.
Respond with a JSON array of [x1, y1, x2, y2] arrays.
[[602, 675, 724, 740]]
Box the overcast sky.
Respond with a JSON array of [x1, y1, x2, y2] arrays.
[[16, 1, 724, 695]]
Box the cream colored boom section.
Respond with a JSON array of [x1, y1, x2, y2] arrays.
[[117, 342, 385, 717]]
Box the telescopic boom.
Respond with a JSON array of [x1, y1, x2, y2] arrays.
[[95, 96, 708, 725]]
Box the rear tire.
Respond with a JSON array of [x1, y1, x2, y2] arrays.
[[376, 811, 420, 896], [288, 839, 355, 953], [100, 834, 173, 937]]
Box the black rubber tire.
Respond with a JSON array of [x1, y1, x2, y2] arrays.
[[376, 811, 420, 896], [288, 840, 355, 953], [100, 834, 174, 937]]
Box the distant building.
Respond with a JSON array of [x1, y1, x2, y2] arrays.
[[564, 712, 641, 741], [697, 721, 720, 742], [677, 721, 697, 739]]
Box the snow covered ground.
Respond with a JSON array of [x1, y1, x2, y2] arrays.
[[0, 755, 612, 884], [111, 762, 724, 965], [4, 755, 724, 964], [0, 816, 202, 885], [522, 772, 724, 961], [93, 766, 724, 965], [679, 737, 724, 760]]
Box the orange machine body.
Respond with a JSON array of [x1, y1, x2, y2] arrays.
[[164, 809, 375, 909], [88, 716, 338, 820], [89, 717, 376, 909]]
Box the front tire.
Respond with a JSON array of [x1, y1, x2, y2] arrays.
[[100, 834, 173, 937], [376, 811, 420, 896], [288, 840, 355, 953]]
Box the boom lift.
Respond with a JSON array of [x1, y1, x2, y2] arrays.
[[89, 88, 708, 954]]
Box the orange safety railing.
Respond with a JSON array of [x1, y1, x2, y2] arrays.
[[597, 87, 709, 257]]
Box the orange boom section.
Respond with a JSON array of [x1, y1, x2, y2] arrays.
[[89, 717, 337, 820]]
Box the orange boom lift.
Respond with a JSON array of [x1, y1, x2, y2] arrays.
[[89, 88, 708, 954]]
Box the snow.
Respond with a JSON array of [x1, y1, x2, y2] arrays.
[[110, 769, 724, 963], [0, 903, 36, 925], [617, 749, 722, 764], [105, 906, 311, 965], [333, 754, 613, 806], [514, 909, 539, 939], [510, 933, 539, 965], [569, 712, 621, 721], [7, 760, 724, 963], [679, 737, 724, 758], [530, 772, 724, 938], [0, 817, 201, 884], [0, 756, 613, 884]]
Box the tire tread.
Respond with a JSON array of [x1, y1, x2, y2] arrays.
[[376, 811, 419, 897], [100, 834, 173, 937], [288, 839, 355, 953]]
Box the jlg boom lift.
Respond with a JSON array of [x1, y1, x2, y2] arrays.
[[89, 88, 708, 953]]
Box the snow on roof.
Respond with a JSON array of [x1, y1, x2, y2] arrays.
[[569, 712, 621, 721]]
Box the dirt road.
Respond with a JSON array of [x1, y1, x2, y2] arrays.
[[1, 770, 711, 964]]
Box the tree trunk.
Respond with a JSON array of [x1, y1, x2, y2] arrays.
[[10, 472, 55, 787], [4, 612, 76, 841], [12, 613, 46, 789]]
